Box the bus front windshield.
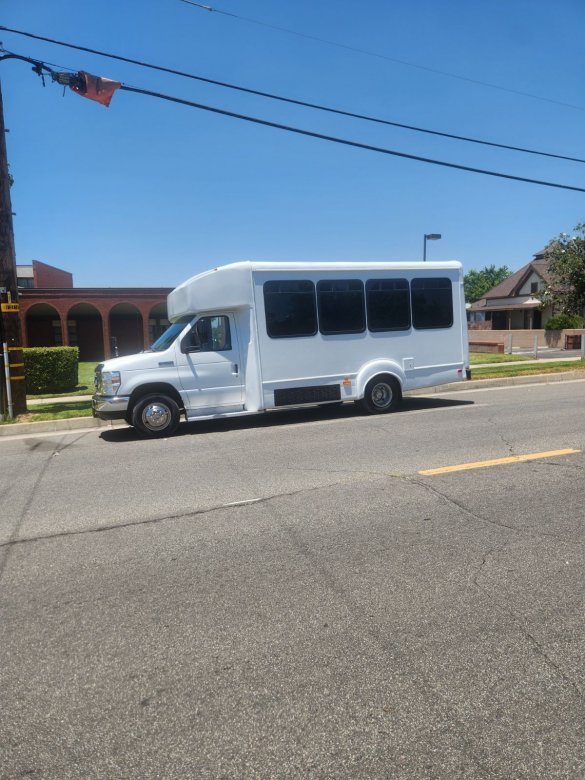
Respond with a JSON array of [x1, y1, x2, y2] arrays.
[[149, 316, 193, 352]]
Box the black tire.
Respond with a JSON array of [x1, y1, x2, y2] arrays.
[[131, 394, 181, 437], [359, 375, 401, 414]]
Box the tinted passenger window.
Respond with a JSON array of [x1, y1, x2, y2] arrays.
[[411, 278, 453, 329], [317, 280, 365, 335], [264, 280, 317, 338], [366, 279, 410, 331]]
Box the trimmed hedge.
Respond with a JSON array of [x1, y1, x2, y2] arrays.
[[545, 313, 584, 330], [23, 347, 79, 394]]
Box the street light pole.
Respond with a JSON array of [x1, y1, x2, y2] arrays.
[[423, 233, 442, 262]]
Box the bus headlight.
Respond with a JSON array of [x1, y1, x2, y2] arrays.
[[100, 371, 122, 395]]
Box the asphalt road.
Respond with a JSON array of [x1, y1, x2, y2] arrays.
[[1, 379, 585, 779]]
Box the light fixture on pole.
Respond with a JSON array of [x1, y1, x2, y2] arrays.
[[423, 233, 442, 262]]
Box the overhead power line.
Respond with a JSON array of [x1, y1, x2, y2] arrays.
[[178, 0, 585, 113], [0, 25, 583, 166], [119, 85, 585, 193], [2, 52, 585, 194]]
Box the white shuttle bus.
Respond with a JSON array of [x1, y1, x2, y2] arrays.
[[93, 261, 470, 437]]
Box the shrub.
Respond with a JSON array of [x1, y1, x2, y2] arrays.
[[544, 313, 584, 330], [23, 347, 79, 394]]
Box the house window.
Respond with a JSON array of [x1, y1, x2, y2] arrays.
[[492, 311, 507, 329], [67, 320, 77, 347], [149, 317, 170, 344], [530, 282, 539, 294]]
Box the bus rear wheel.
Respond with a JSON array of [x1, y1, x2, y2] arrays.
[[359, 375, 401, 414], [131, 394, 181, 437]]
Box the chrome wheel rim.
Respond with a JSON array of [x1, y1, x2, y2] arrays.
[[371, 382, 392, 409], [142, 402, 171, 431]]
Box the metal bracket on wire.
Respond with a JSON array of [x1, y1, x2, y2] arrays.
[[0, 52, 82, 91]]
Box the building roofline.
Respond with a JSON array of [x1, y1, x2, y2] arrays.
[[20, 287, 172, 295]]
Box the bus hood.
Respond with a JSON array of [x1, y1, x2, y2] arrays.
[[98, 350, 173, 374]]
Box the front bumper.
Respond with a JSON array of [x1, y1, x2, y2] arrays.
[[92, 394, 130, 420]]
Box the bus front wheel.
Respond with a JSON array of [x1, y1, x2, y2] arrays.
[[359, 376, 401, 414], [131, 394, 181, 437]]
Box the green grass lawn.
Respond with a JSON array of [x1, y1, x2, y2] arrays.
[[1, 361, 97, 424], [0, 361, 96, 424], [24, 400, 92, 422], [0, 399, 93, 425], [469, 352, 530, 364], [472, 360, 585, 379], [78, 361, 96, 389]]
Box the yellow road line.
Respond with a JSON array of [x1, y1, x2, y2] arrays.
[[419, 448, 581, 476]]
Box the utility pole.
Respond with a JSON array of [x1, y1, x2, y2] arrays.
[[0, 80, 27, 416]]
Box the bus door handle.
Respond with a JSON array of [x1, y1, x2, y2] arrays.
[[232, 363, 239, 375]]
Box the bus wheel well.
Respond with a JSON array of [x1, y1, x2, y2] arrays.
[[359, 373, 402, 414], [128, 384, 185, 416]]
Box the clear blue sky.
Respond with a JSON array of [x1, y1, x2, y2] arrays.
[[2, 0, 584, 287]]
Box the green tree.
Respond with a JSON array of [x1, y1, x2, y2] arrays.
[[538, 224, 585, 316], [464, 265, 512, 303]]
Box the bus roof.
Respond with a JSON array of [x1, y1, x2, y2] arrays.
[[210, 260, 461, 272], [167, 260, 463, 320]]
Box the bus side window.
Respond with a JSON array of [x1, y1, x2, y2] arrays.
[[411, 278, 453, 329]]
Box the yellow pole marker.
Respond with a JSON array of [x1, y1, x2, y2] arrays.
[[419, 449, 581, 476]]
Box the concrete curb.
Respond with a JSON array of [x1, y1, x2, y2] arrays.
[[1, 370, 584, 437], [406, 369, 585, 396], [0, 416, 127, 437]]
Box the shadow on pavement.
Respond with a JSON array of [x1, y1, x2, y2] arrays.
[[99, 396, 474, 443]]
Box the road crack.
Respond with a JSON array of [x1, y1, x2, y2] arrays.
[[406, 476, 520, 534], [487, 413, 517, 456], [470, 548, 584, 701], [264, 497, 506, 779], [404, 472, 585, 698], [0, 434, 90, 581], [0, 474, 372, 551]]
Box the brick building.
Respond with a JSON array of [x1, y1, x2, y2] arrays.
[[17, 260, 171, 361]]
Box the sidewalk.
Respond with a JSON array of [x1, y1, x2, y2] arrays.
[[1, 363, 584, 438], [27, 395, 92, 406]]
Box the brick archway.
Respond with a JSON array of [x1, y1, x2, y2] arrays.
[[148, 302, 170, 345], [108, 303, 144, 357], [67, 303, 104, 362], [19, 288, 172, 361], [25, 303, 63, 347]]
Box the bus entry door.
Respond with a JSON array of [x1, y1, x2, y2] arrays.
[[177, 314, 243, 412]]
